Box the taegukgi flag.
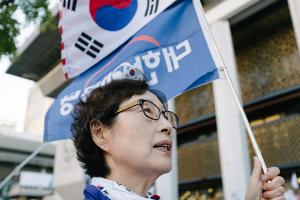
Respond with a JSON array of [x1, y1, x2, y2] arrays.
[[44, 0, 221, 141], [60, 0, 176, 78]]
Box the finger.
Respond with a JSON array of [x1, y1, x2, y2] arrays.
[[263, 176, 285, 191], [251, 156, 262, 181], [268, 196, 285, 200], [263, 167, 280, 181], [262, 186, 285, 199]]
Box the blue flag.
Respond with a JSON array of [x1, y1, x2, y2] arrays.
[[44, 0, 220, 141]]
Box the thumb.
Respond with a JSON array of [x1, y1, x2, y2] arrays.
[[251, 156, 262, 181]]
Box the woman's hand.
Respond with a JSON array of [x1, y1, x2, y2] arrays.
[[245, 157, 285, 200]]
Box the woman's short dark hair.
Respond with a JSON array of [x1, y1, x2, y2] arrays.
[[71, 79, 166, 177]]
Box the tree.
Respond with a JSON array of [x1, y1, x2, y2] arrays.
[[0, 0, 52, 58]]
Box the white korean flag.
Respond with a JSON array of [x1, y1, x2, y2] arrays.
[[59, 0, 176, 78]]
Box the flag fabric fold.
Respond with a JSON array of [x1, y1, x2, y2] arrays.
[[44, 0, 220, 142]]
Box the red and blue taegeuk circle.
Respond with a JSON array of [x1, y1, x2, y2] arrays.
[[89, 0, 138, 31]]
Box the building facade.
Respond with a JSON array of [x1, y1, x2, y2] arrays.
[[5, 0, 300, 199], [176, 0, 300, 199]]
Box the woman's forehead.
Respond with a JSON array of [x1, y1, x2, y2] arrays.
[[122, 91, 164, 108]]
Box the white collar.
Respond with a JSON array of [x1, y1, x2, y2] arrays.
[[90, 177, 161, 200]]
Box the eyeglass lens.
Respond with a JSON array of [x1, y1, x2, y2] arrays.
[[141, 100, 178, 128]]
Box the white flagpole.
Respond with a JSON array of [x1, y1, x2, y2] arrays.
[[221, 67, 268, 174], [0, 143, 48, 190], [192, 0, 268, 174]]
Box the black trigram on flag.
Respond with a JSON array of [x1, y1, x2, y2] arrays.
[[75, 32, 104, 59], [145, 0, 159, 16], [63, 0, 77, 11]]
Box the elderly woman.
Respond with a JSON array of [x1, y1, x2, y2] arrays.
[[72, 79, 285, 200]]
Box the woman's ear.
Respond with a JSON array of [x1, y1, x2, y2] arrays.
[[90, 119, 110, 152]]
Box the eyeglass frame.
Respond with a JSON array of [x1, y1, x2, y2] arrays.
[[115, 99, 179, 129]]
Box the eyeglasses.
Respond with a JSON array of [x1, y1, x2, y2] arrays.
[[115, 99, 179, 129]]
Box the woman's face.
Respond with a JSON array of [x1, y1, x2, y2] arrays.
[[104, 91, 174, 177]]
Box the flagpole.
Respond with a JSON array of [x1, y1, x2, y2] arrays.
[[0, 143, 48, 190], [221, 67, 268, 174], [192, 0, 268, 174]]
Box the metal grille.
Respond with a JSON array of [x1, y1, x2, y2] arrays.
[[232, 0, 300, 103], [178, 114, 300, 182], [175, 84, 215, 124], [178, 136, 220, 181], [250, 114, 300, 166]]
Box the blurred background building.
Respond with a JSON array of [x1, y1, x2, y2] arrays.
[[2, 0, 300, 199], [0, 133, 55, 199]]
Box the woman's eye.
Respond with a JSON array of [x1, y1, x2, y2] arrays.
[[143, 107, 153, 113]]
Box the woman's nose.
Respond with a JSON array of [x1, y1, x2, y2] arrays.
[[159, 117, 172, 136]]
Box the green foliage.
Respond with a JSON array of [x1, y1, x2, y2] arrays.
[[0, 0, 52, 58]]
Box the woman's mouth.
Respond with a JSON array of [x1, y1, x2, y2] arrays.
[[153, 140, 172, 154]]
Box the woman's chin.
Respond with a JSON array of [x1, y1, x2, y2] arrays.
[[155, 161, 172, 175], [162, 166, 172, 174]]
